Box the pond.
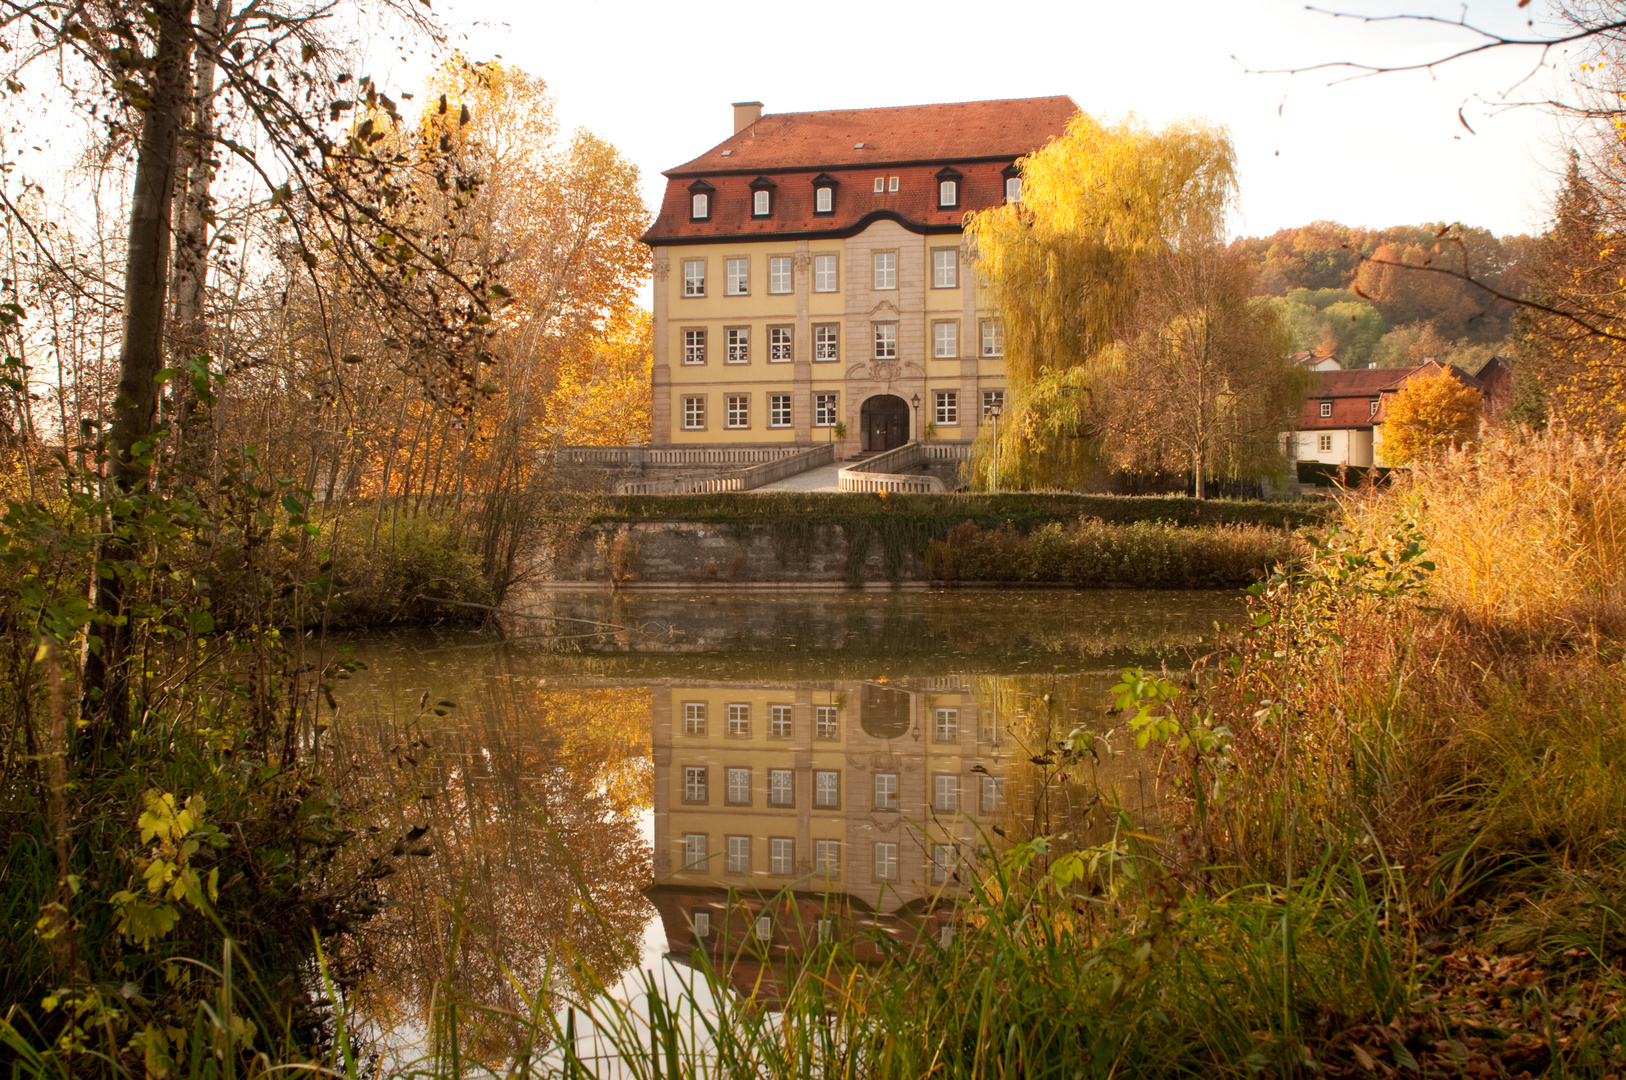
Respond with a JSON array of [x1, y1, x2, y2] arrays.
[[324, 587, 1243, 1056]]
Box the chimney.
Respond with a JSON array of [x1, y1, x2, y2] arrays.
[[732, 101, 763, 135]]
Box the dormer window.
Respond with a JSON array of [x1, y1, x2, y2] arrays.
[[748, 175, 776, 218], [1002, 163, 1023, 204], [812, 173, 838, 215], [935, 167, 962, 210], [688, 179, 715, 221]]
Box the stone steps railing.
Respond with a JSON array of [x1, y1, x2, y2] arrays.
[[613, 444, 834, 496], [558, 445, 806, 467], [838, 440, 972, 494]]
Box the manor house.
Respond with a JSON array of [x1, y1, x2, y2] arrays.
[[641, 96, 1076, 453]]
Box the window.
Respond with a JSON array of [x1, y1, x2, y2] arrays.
[[873, 323, 897, 359], [755, 915, 772, 941], [683, 833, 707, 870], [813, 253, 838, 292], [981, 320, 1004, 357], [726, 327, 749, 363], [769, 768, 793, 807], [872, 252, 896, 290], [683, 329, 706, 365], [725, 395, 750, 429], [726, 258, 749, 295], [874, 842, 898, 880], [691, 192, 709, 219], [814, 704, 839, 737], [726, 835, 750, 874], [982, 389, 1006, 419], [873, 177, 885, 193], [815, 185, 833, 213], [815, 839, 840, 876], [769, 394, 792, 428], [931, 843, 955, 884], [814, 769, 840, 808], [938, 179, 957, 207], [1004, 176, 1022, 203], [753, 189, 771, 216], [769, 704, 793, 738], [692, 911, 710, 938], [980, 775, 1005, 813], [1319, 401, 1332, 418], [934, 391, 958, 426], [939, 925, 955, 948], [727, 702, 750, 737], [682, 259, 705, 297], [770, 837, 794, 875], [727, 767, 751, 805], [769, 326, 793, 362], [814, 324, 839, 361], [1370, 398, 1380, 416], [683, 767, 708, 803], [934, 774, 958, 812], [682, 396, 706, 430], [932, 248, 958, 289], [874, 772, 898, 810], [933, 321, 958, 359], [769, 256, 792, 294], [934, 708, 958, 741], [683, 702, 707, 735], [817, 917, 834, 942], [1318, 434, 1333, 453], [888, 176, 899, 192], [814, 394, 839, 429]]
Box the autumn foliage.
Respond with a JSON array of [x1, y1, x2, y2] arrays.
[[1380, 367, 1482, 465]]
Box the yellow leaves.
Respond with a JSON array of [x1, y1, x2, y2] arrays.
[[113, 790, 227, 950], [1382, 368, 1482, 466]]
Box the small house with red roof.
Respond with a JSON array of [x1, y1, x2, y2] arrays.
[[1291, 358, 1509, 468]]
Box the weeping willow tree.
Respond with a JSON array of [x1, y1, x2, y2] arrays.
[[964, 113, 1245, 490]]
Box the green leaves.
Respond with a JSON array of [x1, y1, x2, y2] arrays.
[[112, 790, 227, 950]]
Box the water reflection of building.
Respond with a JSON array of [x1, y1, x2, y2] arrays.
[[646, 678, 1018, 995]]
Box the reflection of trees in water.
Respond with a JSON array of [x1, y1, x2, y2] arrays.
[[331, 672, 654, 1059]]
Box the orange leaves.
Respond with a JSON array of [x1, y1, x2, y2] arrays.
[[1381, 368, 1482, 465]]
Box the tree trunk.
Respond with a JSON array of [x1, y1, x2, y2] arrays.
[[81, 0, 195, 754]]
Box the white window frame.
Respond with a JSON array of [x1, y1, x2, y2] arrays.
[[726, 394, 750, 429], [933, 321, 958, 359], [727, 766, 751, 805], [682, 396, 706, 430], [873, 177, 885, 193], [692, 192, 709, 218], [934, 774, 958, 812], [683, 832, 707, 870], [1318, 433, 1333, 453], [980, 775, 1005, 813], [1370, 398, 1380, 416], [1004, 176, 1022, 203], [872, 251, 896, 290], [815, 185, 833, 213], [768, 326, 793, 362], [814, 703, 839, 736], [874, 772, 898, 810], [726, 257, 749, 296], [1319, 401, 1333, 418], [981, 320, 1004, 357], [814, 769, 840, 808], [683, 328, 706, 365], [769, 837, 794, 876], [769, 703, 793, 738], [814, 324, 839, 361], [934, 391, 959, 426], [726, 327, 749, 364], [755, 915, 772, 941], [769, 769, 794, 807], [814, 394, 839, 429], [932, 248, 958, 289], [726, 835, 750, 874], [683, 767, 708, 803], [982, 389, 1005, 419], [934, 707, 958, 741], [692, 911, 710, 937], [682, 259, 705, 297], [813, 253, 838, 292], [938, 179, 957, 207], [753, 189, 771, 216], [768, 255, 792, 294], [888, 176, 899, 192], [683, 701, 707, 735], [874, 842, 898, 880], [769, 394, 792, 428], [727, 702, 750, 737], [815, 840, 840, 876], [931, 843, 955, 884], [873, 323, 897, 360]]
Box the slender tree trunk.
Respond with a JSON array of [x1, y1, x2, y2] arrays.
[[82, 0, 195, 753]]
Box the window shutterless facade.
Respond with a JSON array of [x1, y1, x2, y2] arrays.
[[934, 708, 958, 740], [726, 327, 749, 363], [932, 248, 958, 288], [683, 328, 706, 365], [815, 185, 833, 213], [1319, 401, 1332, 417], [814, 703, 839, 737], [683, 766, 708, 803], [938, 179, 957, 207], [769, 326, 792, 362], [934, 774, 958, 812], [769, 256, 792, 294], [1370, 398, 1380, 415], [769, 704, 793, 738], [769, 769, 794, 807], [726, 258, 749, 295], [814, 393, 839, 428], [932, 321, 958, 359], [874, 772, 899, 810], [769, 394, 792, 428], [873, 323, 897, 359], [692, 911, 710, 937], [682, 259, 705, 297], [874, 842, 898, 880], [872, 252, 896, 290], [813, 253, 838, 292], [770, 838, 794, 876], [982, 389, 1006, 419], [888, 176, 899, 192], [815, 839, 840, 876], [691, 192, 709, 219], [727, 766, 751, 805], [873, 177, 885, 193], [814, 769, 840, 808], [931, 843, 954, 884], [726, 395, 750, 429], [726, 835, 750, 874], [755, 916, 772, 941], [934, 391, 958, 425], [1318, 434, 1333, 452], [683, 833, 707, 870], [980, 775, 1005, 813], [753, 189, 771, 216], [814, 324, 839, 361], [682, 396, 706, 430], [981, 320, 1004, 357], [683, 702, 707, 735], [727, 702, 750, 737], [1004, 176, 1022, 203]]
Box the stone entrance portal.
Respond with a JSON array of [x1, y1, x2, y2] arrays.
[[860, 394, 910, 452]]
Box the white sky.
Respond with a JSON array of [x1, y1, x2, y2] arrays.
[[402, 0, 1580, 242]]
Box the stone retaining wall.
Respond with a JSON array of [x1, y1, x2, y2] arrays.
[[549, 521, 906, 585]]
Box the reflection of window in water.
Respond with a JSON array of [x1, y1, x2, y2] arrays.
[[934, 708, 959, 741], [818, 918, 834, 943], [755, 916, 772, 941], [874, 842, 898, 880], [769, 768, 794, 806], [861, 683, 911, 739], [815, 704, 839, 739], [815, 839, 840, 875], [684, 702, 707, 735], [769, 704, 793, 738], [692, 911, 710, 937], [727, 835, 750, 874], [728, 702, 750, 736], [814, 769, 840, 808], [980, 775, 1005, 812], [934, 774, 958, 812], [874, 772, 898, 810], [727, 767, 751, 805], [684, 833, 707, 870], [932, 842, 955, 884], [684, 766, 708, 802], [770, 837, 794, 875]]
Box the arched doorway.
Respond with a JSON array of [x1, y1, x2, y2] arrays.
[[860, 394, 909, 452]]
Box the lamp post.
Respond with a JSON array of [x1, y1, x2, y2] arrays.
[[910, 393, 921, 444], [988, 406, 1002, 491]]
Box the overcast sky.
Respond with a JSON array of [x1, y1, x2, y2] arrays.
[[395, 0, 1579, 242]]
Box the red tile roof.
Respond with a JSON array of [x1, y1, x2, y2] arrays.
[[666, 96, 1078, 175], [1298, 362, 1490, 430]]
